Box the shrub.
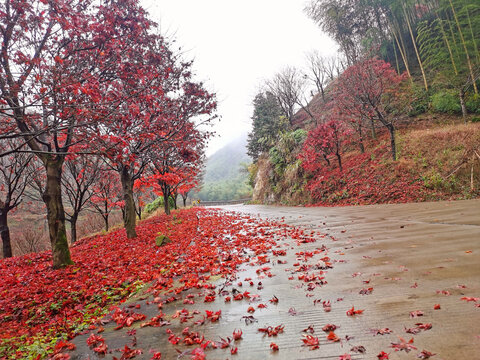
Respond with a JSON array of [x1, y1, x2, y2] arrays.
[[145, 197, 164, 213], [431, 90, 461, 114], [292, 129, 307, 144], [13, 226, 49, 255], [422, 171, 444, 190], [408, 86, 429, 116], [247, 162, 258, 188], [269, 146, 284, 175], [466, 94, 480, 114], [145, 197, 177, 213]]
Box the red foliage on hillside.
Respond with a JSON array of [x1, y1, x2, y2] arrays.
[[304, 137, 430, 206], [303, 122, 480, 206]]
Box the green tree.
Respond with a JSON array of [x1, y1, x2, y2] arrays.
[[247, 91, 288, 161]]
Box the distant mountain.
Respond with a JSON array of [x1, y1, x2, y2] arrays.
[[196, 135, 252, 201], [203, 135, 251, 182]]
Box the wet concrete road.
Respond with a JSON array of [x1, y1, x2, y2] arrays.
[[70, 199, 480, 359]]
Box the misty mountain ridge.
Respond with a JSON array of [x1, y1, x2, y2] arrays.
[[196, 134, 252, 201], [203, 135, 250, 183]]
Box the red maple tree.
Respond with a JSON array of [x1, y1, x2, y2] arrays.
[[301, 120, 350, 173], [330, 58, 409, 161], [0, 0, 215, 266]]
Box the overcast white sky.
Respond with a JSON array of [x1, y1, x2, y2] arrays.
[[141, 0, 337, 156]]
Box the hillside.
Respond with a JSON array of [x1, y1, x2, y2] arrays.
[[245, 0, 480, 207], [196, 135, 252, 201], [252, 117, 480, 205]]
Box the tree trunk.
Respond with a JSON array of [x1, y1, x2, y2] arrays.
[[104, 213, 109, 232], [182, 195, 187, 207], [137, 206, 142, 220], [43, 158, 73, 268], [336, 151, 342, 172], [370, 118, 377, 139], [459, 89, 467, 122], [70, 214, 78, 244], [120, 167, 137, 238], [0, 210, 12, 258], [163, 193, 171, 215], [387, 124, 397, 161], [322, 154, 331, 166], [358, 124, 365, 153], [173, 193, 178, 210]]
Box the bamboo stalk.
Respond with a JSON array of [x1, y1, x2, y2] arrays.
[[391, 21, 412, 78], [449, 0, 478, 94], [464, 0, 480, 64], [403, 3, 429, 91], [393, 39, 401, 74], [446, 10, 462, 64], [437, 15, 458, 75]]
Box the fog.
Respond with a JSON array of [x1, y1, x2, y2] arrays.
[[141, 0, 337, 156]]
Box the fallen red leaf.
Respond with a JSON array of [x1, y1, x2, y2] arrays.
[[460, 297, 479, 302], [346, 306, 364, 316], [270, 342, 279, 351], [391, 337, 417, 353], [302, 334, 320, 350], [410, 310, 424, 318], [303, 325, 315, 334], [232, 329, 242, 341], [327, 331, 340, 342], [377, 351, 390, 359], [372, 328, 392, 335], [417, 350, 436, 359], [54, 340, 76, 353], [322, 324, 337, 332], [93, 342, 108, 354]]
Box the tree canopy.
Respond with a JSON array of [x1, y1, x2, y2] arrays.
[[0, 0, 216, 266]]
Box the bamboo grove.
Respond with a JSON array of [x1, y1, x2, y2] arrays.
[[305, 0, 480, 117]]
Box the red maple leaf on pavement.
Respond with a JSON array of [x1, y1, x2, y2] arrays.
[[346, 306, 364, 316], [302, 334, 320, 350], [391, 337, 417, 353]]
